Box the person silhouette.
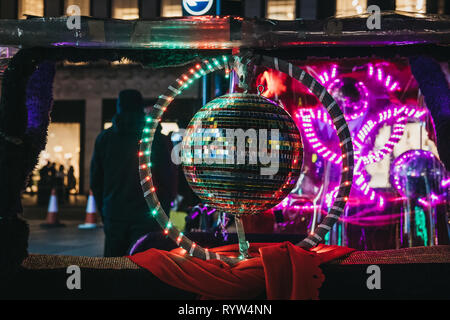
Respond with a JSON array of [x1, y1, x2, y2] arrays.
[[90, 89, 175, 257], [67, 166, 76, 193]]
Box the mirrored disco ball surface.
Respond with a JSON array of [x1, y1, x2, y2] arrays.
[[181, 93, 303, 215], [390, 149, 447, 198]]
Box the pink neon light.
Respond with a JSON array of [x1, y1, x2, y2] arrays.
[[319, 63, 404, 122], [325, 76, 369, 121], [340, 212, 402, 227], [385, 75, 391, 87], [389, 82, 398, 91], [368, 64, 374, 77], [418, 198, 429, 207], [295, 63, 425, 207], [319, 75, 325, 84], [358, 114, 406, 165], [354, 106, 427, 166], [441, 179, 450, 188], [298, 109, 341, 165], [366, 64, 401, 93], [331, 65, 337, 79]]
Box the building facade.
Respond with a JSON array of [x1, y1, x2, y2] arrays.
[[1, 0, 448, 20]]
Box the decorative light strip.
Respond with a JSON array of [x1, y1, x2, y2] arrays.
[[296, 109, 342, 165], [367, 63, 400, 92]]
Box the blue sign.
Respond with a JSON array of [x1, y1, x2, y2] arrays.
[[182, 0, 215, 16]]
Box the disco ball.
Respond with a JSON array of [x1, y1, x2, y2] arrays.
[[181, 93, 302, 215], [390, 149, 447, 198]]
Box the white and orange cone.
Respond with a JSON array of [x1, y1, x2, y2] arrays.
[[41, 188, 64, 228], [78, 190, 98, 229]]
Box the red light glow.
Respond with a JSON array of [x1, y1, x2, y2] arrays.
[[256, 70, 287, 98]]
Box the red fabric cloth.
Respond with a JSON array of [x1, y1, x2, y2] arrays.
[[241, 211, 275, 233], [128, 242, 354, 300]]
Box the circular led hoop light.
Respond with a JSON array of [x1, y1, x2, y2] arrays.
[[139, 55, 354, 263]]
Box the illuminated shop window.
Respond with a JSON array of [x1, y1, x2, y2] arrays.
[[37, 123, 81, 193], [396, 0, 426, 13], [112, 0, 139, 20], [18, 0, 44, 19], [161, 0, 182, 17], [266, 0, 296, 20], [336, 0, 367, 17], [65, 0, 90, 16]]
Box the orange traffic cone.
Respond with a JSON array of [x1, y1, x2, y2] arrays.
[[41, 188, 65, 228], [78, 190, 98, 229]]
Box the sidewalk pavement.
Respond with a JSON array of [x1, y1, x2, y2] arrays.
[[22, 194, 105, 257]]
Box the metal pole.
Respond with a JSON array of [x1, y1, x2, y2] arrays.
[[235, 215, 250, 259]]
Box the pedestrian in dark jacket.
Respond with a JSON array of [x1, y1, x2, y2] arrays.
[[90, 89, 173, 257], [67, 166, 76, 192]]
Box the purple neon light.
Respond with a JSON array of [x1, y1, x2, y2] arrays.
[[129, 233, 149, 255], [367, 64, 399, 92], [316, 63, 402, 122], [441, 178, 450, 188], [318, 65, 369, 121], [327, 78, 369, 121], [368, 64, 374, 77], [189, 205, 216, 220], [418, 194, 445, 208], [296, 109, 341, 165], [274, 195, 322, 211], [325, 175, 385, 210]]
